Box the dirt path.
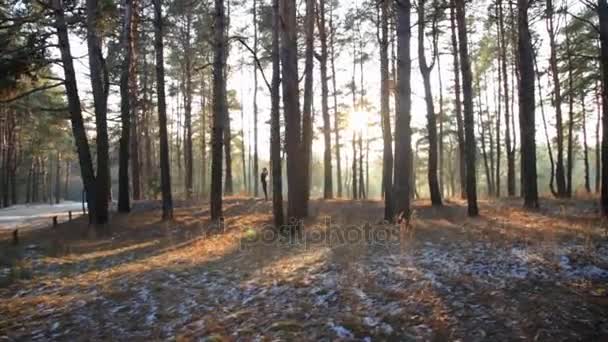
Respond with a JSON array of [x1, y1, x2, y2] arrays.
[[0, 197, 607, 341], [0, 202, 85, 231]]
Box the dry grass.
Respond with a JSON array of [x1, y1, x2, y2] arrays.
[[1, 196, 607, 340]]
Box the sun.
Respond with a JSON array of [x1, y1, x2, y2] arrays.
[[348, 110, 369, 134]]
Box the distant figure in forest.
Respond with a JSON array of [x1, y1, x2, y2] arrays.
[[261, 168, 269, 201]]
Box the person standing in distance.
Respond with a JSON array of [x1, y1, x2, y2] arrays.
[[261, 168, 269, 201]]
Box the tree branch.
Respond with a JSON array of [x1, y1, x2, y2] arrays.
[[0, 82, 65, 104]]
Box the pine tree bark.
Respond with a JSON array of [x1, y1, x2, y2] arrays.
[[130, 0, 141, 201], [318, 0, 333, 199], [582, 91, 591, 193], [153, 0, 173, 220], [52, 0, 97, 221], [211, 0, 227, 220], [394, 0, 413, 218], [301, 0, 314, 213], [498, 0, 514, 197], [87, 0, 111, 224], [380, 0, 393, 220], [253, 0, 259, 198], [281, 0, 305, 220], [183, 13, 194, 200], [119, 0, 136, 213], [417, 0, 442, 205], [270, 0, 284, 227], [598, 0, 608, 216], [455, 0, 478, 216], [518, 0, 538, 209], [547, 0, 567, 197], [566, 29, 575, 197], [329, 1, 342, 198], [352, 132, 358, 200], [449, 1, 466, 200]]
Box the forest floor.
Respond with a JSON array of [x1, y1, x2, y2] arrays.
[[1, 196, 607, 341]]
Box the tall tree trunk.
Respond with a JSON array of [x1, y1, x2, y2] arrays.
[[598, 0, 608, 216], [394, 0, 413, 219], [130, 1, 141, 202], [301, 0, 314, 214], [87, 0, 111, 224], [438, 54, 445, 197], [477, 79, 492, 196], [534, 52, 557, 196], [450, 2, 466, 200], [52, 0, 96, 221], [153, 0, 173, 220], [240, 94, 247, 193], [183, 14, 194, 200], [281, 0, 305, 220], [200, 75, 207, 196], [498, 0, 514, 197], [547, 0, 567, 197], [211, 0, 227, 220], [329, 0, 341, 198], [118, 0, 136, 212], [596, 81, 602, 193], [455, 0, 478, 216], [64, 159, 70, 199], [518, 0, 538, 209], [417, 0, 442, 206], [271, 0, 284, 227], [253, 0, 259, 197], [566, 28, 575, 197], [359, 133, 365, 199], [380, 0, 393, 220], [582, 91, 591, 193], [352, 132, 358, 199], [55, 153, 61, 204], [318, 0, 333, 199]]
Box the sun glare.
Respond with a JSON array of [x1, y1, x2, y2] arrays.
[[348, 111, 369, 133]]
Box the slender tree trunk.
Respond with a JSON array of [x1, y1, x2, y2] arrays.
[[450, 2, 466, 199], [518, 0, 538, 209], [211, 0, 227, 220], [281, 0, 305, 220], [271, 0, 284, 227], [477, 79, 492, 196], [55, 153, 61, 204], [380, 0, 393, 220], [418, 0, 442, 206], [87, 0, 111, 224], [118, 0, 136, 212], [455, 0, 478, 216], [598, 0, 608, 216], [64, 159, 70, 199], [547, 0, 567, 197], [352, 132, 358, 199], [394, 0, 413, 218], [200, 75, 208, 196], [183, 14, 194, 200], [582, 91, 591, 193], [566, 28, 575, 197], [438, 54, 445, 197], [498, 0, 514, 197], [52, 0, 96, 221], [534, 52, 557, 196], [300, 0, 314, 214], [252, 0, 259, 198], [240, 95, 247, 193], [318, 0, 333, 199], [131, 0, 141, 201], [329, 1, 341, 198], [596, 81, 602, 193], [153, 0, 173, 220], [358, 133, 365, 199]]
